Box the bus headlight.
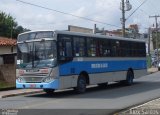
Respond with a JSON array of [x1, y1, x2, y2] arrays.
[[42, 77, 54, 83], [17, 77, 25, 83]]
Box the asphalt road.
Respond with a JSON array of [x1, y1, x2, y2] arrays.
[[0, 72, 160, 115]]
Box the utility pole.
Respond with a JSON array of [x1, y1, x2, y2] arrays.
[[120, 0, 132, 37], [93, 24, 96, 34], [149, 15, 160, 66], [122, 0, 125, 37], [148, 28, 151, 56]]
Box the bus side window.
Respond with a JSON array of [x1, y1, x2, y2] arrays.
[[58, 34, 73, 60], [66, 42, 72, 57], [87, 38, 96, 57], [59, 42, 65, 57], [73, 37, 85, 57], [101, 39, 111, 57]]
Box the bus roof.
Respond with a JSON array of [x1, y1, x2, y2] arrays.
[[18, 30, 54, 35], [18, 30, 146, 43], [55, 30, 146, 43]]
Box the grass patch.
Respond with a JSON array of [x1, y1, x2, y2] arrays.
[[0, 81, 15, 90]]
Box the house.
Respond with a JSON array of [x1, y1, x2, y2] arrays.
[[0, 37, 17, 65], [0, 37, 17, 84]]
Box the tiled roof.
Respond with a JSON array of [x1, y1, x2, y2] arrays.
[[0, 37, 16, 46]]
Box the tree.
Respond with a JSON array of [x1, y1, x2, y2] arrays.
[[152, 31, 160, 50], [0, 11, 30, 39]]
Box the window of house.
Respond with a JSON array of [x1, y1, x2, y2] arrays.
[[3, 54, 14, 64]]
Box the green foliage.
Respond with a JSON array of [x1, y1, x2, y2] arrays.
[[152, 32, 160, 50], [0, 81, 15, 89], [0, 11, 30, 39]]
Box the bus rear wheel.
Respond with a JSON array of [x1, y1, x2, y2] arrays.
[[74, 75, 86, 94], [125, 70, 134, 85], [43, 89, 55, 95]]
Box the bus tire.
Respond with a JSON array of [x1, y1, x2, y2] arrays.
[[125, 70, 134, 85], [74, 75, 86, 94], [43, 89, 55, 95]]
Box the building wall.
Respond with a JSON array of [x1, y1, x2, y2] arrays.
[[0, 64, 16, 84], [68, 25, 93, 34], [0, 46, 16, 55], [0, 56, 3, 65]]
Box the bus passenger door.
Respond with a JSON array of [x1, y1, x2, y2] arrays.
[[58, 35, 75, 88]]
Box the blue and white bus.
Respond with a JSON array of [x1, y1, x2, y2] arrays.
[[16, 30, 147, 94]]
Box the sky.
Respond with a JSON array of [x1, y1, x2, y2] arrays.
[[1, 0, 160, 33]]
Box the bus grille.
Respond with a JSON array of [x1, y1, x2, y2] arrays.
[[23, 77, 44, 83]]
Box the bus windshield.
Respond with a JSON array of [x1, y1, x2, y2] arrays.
[[18, 31, 53, 42], [17, 40, 57, 69]]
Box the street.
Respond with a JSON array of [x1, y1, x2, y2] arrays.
[[0, 72, 160, 115]]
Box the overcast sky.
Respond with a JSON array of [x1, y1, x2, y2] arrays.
[[1, 0, 160, 33]]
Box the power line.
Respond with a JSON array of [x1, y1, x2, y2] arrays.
[[148, 1, 159, 14], [130, 0, 149, 17], [16, 0, 120, 28], [128, 1, 150, 28], [128, 0, 156, 31], [126, 0, 148, 21]]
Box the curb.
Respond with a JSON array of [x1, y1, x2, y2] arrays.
[[148, 71, 158, 74], [0, 90, 43, 98], [0, 87, 16, 91], [147, 68, 158, 74], [114, 97, 160, 115]]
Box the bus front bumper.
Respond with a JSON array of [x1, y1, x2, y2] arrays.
[[16, 79, 59, 89]]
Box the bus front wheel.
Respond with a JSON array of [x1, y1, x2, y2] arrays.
[[74, 75, 86, 94]]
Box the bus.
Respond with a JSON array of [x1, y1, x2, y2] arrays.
[[16, 30, 147, 94]]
